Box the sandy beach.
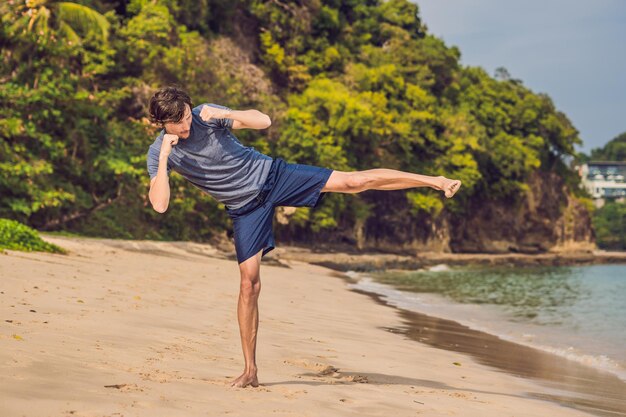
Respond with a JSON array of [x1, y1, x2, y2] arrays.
[[0, 235, 616, 417]]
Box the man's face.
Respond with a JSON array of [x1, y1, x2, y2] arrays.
[[164, 104, 192, 139]]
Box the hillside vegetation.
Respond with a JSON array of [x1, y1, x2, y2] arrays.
[[0, 0, 590, 253]]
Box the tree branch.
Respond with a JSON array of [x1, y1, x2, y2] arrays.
[[41, 183, 124, 230]]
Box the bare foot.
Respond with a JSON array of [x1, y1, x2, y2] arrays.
[[230, 371, 259, 388], [438, 176, 462, 198]]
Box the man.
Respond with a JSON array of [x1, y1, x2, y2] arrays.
[[146, 86, 461, 388]]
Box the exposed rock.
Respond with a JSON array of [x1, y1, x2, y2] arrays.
[[450, 170, 594, 254]]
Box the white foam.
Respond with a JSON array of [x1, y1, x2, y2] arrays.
[[344, 270, 361, 279], [428, 263, 451, 272], [348, 273, 626, 382]]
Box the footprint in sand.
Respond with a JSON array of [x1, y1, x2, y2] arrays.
[[276, 388, 307, 399], [342, 374, 369, 383], [284, 359, 338, 374], [283, 359, 369, 384]]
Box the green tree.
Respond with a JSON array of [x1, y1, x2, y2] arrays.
[[593, 202, 626, 250], [0, 0, 590, 252], [6, 0, 110, 45], [589, 132, 626, 161]]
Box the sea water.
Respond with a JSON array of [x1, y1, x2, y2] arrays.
[[350, 263, 626, 381]]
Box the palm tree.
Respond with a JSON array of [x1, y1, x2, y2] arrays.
[[6, 0, 110, 45]]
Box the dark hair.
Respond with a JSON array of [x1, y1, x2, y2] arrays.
[[148, 86, 193, 126]]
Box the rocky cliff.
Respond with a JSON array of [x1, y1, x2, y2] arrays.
[[448, 170, 595, 254]]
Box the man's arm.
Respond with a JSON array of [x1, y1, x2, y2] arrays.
[[229, 110, 271, 130], [148, 134, 177, 213], [200, 105, 271, 130], [148, 154, 171, 213]]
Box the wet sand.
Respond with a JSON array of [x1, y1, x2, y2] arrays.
[[346, 283, 626, 416], [1, 235, 618, 416]]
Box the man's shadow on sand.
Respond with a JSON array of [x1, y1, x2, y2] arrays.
[[261, 370, 549, 404], [263, 370, 449, 389]]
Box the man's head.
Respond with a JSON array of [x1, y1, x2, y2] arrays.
[[148, 86, 193, 139]]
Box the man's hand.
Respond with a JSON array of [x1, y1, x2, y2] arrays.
[[160, 133, 179, 158], [199, 104, 231, 122]]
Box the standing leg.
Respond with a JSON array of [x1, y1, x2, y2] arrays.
[[322, 169, 461, 198], [231, 248, 263, 388]]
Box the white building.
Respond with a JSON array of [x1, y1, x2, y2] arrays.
[[578, 161, 626, 207]]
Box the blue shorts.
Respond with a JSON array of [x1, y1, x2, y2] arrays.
[[225, 157, 334, 264]]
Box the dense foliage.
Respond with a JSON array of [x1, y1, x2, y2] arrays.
[[1, 0, 585, 247], [588, 132, 626, 162], [580, 131, 626, 250], [592, 202, 626, 250], [0, 218, 66, 253]]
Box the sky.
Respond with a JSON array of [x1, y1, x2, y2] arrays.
[[416, 0, 626, 154]]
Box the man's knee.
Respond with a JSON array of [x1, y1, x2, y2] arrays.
[[239, 269, 261, 298], [346, 172, 372, 193], [323, 171, 371, 193], [238, 254, 262, 298], [240, 276, 261, 298]]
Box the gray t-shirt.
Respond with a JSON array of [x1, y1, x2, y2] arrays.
[[146, 103, 273, 210]]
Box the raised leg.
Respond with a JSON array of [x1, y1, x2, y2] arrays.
[[230, 249, 263, 388], [321, 168, 461, 198]]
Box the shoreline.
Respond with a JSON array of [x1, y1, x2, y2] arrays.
[[2, 235, 622, 416], [340, 271, 626, 417], [274, 244, 626, 416], [356, 271, 626, 381]]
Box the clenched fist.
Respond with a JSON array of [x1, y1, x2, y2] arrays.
[[160, 133, 179, 157], [199, 104, 231, 122]]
